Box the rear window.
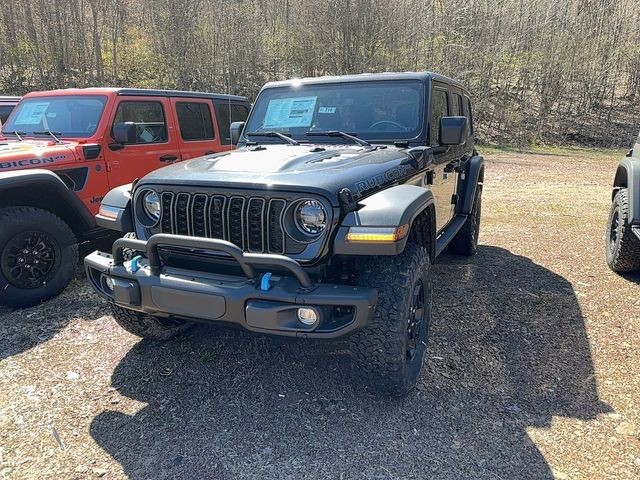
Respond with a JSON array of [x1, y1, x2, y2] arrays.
[[175, 102, 215, 141], [465, 96, 474, 135]]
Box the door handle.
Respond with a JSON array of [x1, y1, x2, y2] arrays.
[[159, 154, 178, 162]]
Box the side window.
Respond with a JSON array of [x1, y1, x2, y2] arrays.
[[0, 106, 14, 124], [175, 102, 215, 141], [452, 93, 463, 116], [215, 103, 250, 144], [465, 96, 474, 135], [430, 89, 449, 146], [113, 101, 167, 144]]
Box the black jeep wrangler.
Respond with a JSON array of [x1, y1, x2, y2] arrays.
[[607, 130, 640, 272], [85, 72, 484, 395]]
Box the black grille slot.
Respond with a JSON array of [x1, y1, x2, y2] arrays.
[[247, 198, 265, 252], [175, 193, 190, 235], [227, 197, 245, 249], [154, 191, 303, 255], [161, 192, 174, 233], [267, 200, 286, 254], [208, 195, 226, 239], [191, 194, 208, 237]]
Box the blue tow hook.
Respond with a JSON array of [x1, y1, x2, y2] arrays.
[[260, 272, 272, 291], [130, 255, 142, 273]]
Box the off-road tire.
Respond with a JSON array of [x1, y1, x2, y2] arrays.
[[448, 184, 482, 256], [606, 188, 640, 272], [110, 304, 192, 340], [349, 243, 432, 396], [0, 207, 78, 308]]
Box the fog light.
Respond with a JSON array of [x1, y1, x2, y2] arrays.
[[297, 307, 318, 326], [103, 275, 115, 292]]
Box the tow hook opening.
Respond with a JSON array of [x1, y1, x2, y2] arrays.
[[90, 268, 141, 306]]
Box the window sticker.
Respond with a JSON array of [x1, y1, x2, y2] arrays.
[[263, 96, 317, 129], [14, 102, 50, 125], [318, 107, 336, 114]]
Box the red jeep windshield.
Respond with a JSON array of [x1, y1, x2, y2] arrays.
[[3, 95, 107, 138]]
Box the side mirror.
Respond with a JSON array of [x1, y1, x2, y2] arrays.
[[439, 116, 467, 146], [112, 122, 136, 145], [230, 121, 245, 145]]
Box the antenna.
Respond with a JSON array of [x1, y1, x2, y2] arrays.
[[227, 41, 233, 146]]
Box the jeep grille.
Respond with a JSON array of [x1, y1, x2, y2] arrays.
[[157, 191, 304, 255]]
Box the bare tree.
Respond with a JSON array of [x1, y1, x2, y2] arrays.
[[0, 0, 638, 146]]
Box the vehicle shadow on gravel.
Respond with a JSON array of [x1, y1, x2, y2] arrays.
[[0, 236, 118, 361], [90, 245, 610, 479]]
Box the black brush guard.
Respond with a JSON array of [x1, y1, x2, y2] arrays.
[[85, 234, 377, 338]]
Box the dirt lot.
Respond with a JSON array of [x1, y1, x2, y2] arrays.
[[1, 148, 639, 479]]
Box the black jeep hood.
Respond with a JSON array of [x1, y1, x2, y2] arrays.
[[138, 144, 418, 206]]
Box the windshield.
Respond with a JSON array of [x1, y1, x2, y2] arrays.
[[244, 80, 424, 143], [2, 95, 107, 138]]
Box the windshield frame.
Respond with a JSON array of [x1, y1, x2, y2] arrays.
[[2, 94, 108, 139], [242, 79, 427, 145]]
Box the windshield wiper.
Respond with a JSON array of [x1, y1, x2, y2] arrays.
[[305, 130, 370, 147], [33, 130, 62, 143], [3, 130, 26, 141], [246, 131, 299, 146]]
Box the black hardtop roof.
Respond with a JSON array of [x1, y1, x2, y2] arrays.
[[263, 71, 468, 93], [116, 88, 248, 102]]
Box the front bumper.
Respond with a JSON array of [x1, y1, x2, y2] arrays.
[[85, 234, 377, 339]]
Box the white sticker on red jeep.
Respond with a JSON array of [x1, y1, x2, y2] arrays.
[[14, 102, 49, 126]]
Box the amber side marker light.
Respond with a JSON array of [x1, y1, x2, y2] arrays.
[[346, 224, 410, 242]]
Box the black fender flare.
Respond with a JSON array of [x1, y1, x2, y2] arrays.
[[95, 183, 133, 232], [456, 154, 485, 215], [613, 157, 640, 224], [0, 169, 94, 233], [333, 184, 436, 258]]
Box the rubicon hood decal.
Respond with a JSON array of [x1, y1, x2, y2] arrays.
[[0, 141, 76, 170]]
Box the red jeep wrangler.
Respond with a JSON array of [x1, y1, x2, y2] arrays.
[[0, 88, 249, 307]]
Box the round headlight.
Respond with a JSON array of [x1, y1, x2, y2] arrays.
[[143, 190, 161, 222], [295, 200, 326, 235]]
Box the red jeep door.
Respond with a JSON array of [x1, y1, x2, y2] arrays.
[[169, 98, 223, 160], [105, 96, 180, 188]]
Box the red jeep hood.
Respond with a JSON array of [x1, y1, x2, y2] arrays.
[[0, 140, 79, 172]]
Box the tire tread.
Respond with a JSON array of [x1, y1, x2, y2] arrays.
[[607, 189, 640, 272]]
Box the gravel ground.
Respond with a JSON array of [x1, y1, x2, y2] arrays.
[[1, 148, 639, 479]]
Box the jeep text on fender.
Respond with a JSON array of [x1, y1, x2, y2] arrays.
[[85, 72, 485, 396], [0, 88, 249, 307]]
